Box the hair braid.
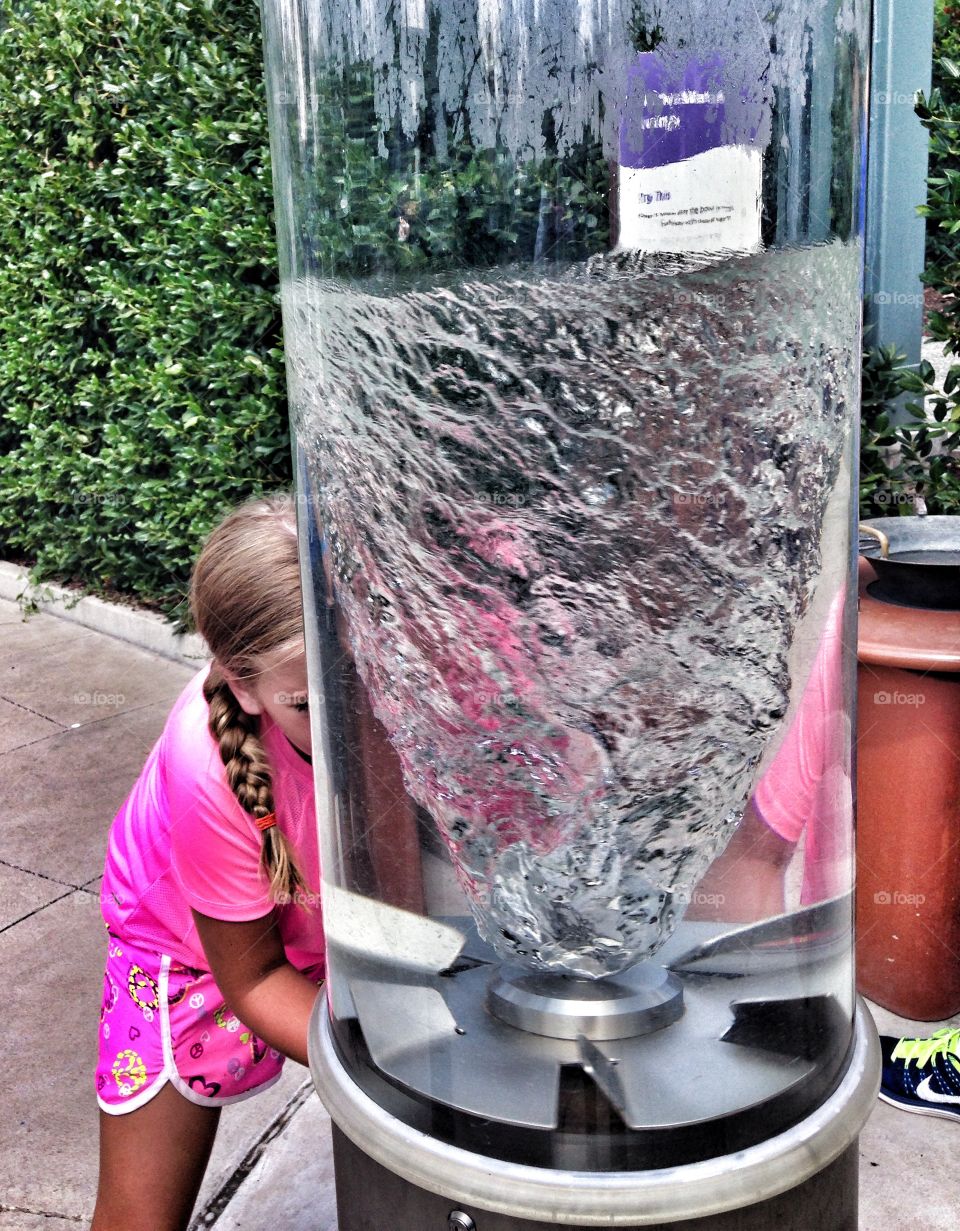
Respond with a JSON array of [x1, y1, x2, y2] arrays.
[[203, 670, 307, 905]]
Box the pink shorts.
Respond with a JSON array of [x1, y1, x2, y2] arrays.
[[96, 930, 295, 1114]]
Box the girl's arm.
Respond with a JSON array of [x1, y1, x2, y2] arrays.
[[191, 908, 320, 1066]]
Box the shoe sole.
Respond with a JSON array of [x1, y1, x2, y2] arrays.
[[878, 1090, 960, 1121]]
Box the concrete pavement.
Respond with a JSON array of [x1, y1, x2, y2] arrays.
[[2, 595, 958, 1230], [0, 597, 332, 1230]]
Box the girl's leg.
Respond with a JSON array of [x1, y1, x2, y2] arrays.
[[91, 1082, 221, 1231]]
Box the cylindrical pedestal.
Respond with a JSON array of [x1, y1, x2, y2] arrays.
[[310, 997, 880, 1230], [331, 1128, 859, 1231], [856, 560, 960, 1019]]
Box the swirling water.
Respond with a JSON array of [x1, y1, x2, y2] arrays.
[[295, 243, 858, 976]]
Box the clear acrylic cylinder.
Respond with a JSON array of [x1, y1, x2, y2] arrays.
[[261, 0, 878, 1222]]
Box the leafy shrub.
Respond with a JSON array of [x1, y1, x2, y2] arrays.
[[0, 0, 287, 617], [931, 1, 960, 122], [860, 344, 960, 517], [860, 9, 960, 517], [284, 59, 610, 280], [919, 4, 960, 352], [917, 61, 960, 356]]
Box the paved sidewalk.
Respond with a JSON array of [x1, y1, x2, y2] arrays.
[[0, 598, 334, 1230], [2, 596, 959, 1229]]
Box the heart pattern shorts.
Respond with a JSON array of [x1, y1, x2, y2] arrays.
[[95, 929, 285, 1114]]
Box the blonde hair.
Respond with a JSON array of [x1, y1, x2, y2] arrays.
[[190, 492, 308, 905]]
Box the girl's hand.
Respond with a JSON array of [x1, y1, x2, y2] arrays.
[[191, 908, 320, 1066]]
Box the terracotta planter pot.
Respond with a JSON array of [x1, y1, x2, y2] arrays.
[[856, 559, 960, 1020]]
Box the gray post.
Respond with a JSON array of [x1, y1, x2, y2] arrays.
[[864, 0, 936, 373]]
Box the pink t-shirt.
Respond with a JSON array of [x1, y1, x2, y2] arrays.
[[752, 591, 852, 904], [101, 668, 323, 977]]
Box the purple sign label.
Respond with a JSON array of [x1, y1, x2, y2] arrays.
[[620, 53, 729, 170]]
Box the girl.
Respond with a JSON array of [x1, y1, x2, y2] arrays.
[[91, 494, 324, 1231]]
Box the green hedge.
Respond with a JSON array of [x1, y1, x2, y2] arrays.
[[925, 0, 960, 279], [860, 342, 960, 517], [859, 5, 960, 517], [0, 0, 288, 617], [918, 44, 960, 357], [1, 1, 954, 604]]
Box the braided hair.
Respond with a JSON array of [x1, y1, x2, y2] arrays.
[[190, 493, 307, 905]]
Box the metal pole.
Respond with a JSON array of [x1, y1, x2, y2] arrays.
[[864, 0, 936, 374]]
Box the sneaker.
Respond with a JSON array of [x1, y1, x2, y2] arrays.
[[879, 1027, 960, 1120]]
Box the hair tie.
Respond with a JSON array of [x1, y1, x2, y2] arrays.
[[255, 813, 277, 832]]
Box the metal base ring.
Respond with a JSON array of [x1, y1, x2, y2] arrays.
[[309, 997, 881, 1226], [486, 963, 684, 1041]]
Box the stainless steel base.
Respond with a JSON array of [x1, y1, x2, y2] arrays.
[[486, 963, 684, 1041], [309, 995, 880, 1227], [331, 1127, 860, 1231], [330, 907, 857, 1148]]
